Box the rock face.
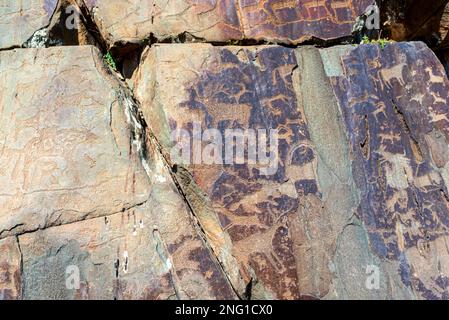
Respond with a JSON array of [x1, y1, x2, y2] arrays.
[[75, 0, 372, 50], [132, 43, 359, 299], [0, 237, 21, 300], [240, 0, 373, 44], [0, 46, 149, 238], [75, 0, 243, 47], [0, 0, 59, 49], [133, 44, 339, 299], [321, 42, 449, 300], [0, 0, 96, 49], [0, 46, 237, 300], [380, 0, 449, 48], [131, 42, 449, 299], [380, 1, 449, 78]]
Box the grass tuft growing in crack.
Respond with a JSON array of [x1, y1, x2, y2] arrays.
[[104, 52, 117, 71]]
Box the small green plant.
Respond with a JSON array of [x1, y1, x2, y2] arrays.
[[361, 35, 395, 49], [104, 52, 117, 71], [227, 39, 240, 45]]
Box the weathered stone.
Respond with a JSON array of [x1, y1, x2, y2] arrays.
[[0, 0, 94, 49], [1, 2, 449, 302], [293, 46, 391, 300], [19, 193, 236, 299], [133, 43, 312, 299], [380, 0, 449, 48], [0, 46, 237, 299], [75, 0, 371, 51], [74, 0, 240, 50], [143, 141, 239, 300], [131, 41, 449, 300], [0, 0, 58, 49], [45, 0, 98, 47], [0, 237, 22, 300], [19, 206, 176, 300], [132, 43, 365, 299], [321, 41, 449, 300], [239, 0, 373, 44]]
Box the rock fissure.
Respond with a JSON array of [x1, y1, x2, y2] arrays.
[[2, 0, 449, 301]]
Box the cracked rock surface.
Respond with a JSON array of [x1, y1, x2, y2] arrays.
[[0, 46, 150, 238], [1, 0, 449, 301], [0, 0, 58, 49], [0, 46, 237, 299], [132, 44, 351, 299], [0, 0, 97, 50]]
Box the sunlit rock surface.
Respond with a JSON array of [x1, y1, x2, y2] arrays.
[[0, 46, 237, 300], [74, 0, 372, 49]]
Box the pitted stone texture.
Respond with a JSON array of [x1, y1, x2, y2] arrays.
[[380, 0, 449, 48], [239, 0, 372, 44], [132, 43, 355, 299], [143, 140, 239, 300], [321, 42, 449, 300], [0, 0, 58, 49], [75, 0, 371, 49], [0, 237, 22, 300], [19, 206, 176, 300], [0, 46, 150, 239]]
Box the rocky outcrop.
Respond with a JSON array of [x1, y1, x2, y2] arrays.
[[380, 0, 449, 47], [0, 237, 21, 300], [321, 42, 449, 299], [74, 0, 372, 51], [0, 0, 95, 49], [238, 0, 373, 44], [0, 46, 149, 238], [0, 46, 237, 299], [0, 0, 58, 49], [132, 44, 342, 299]]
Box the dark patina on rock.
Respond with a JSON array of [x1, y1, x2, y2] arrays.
[[323, 42, 449, 299], [239, 0, 373, 44]]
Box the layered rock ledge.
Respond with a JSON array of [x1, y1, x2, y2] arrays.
[[1, 0, 449, 301]]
